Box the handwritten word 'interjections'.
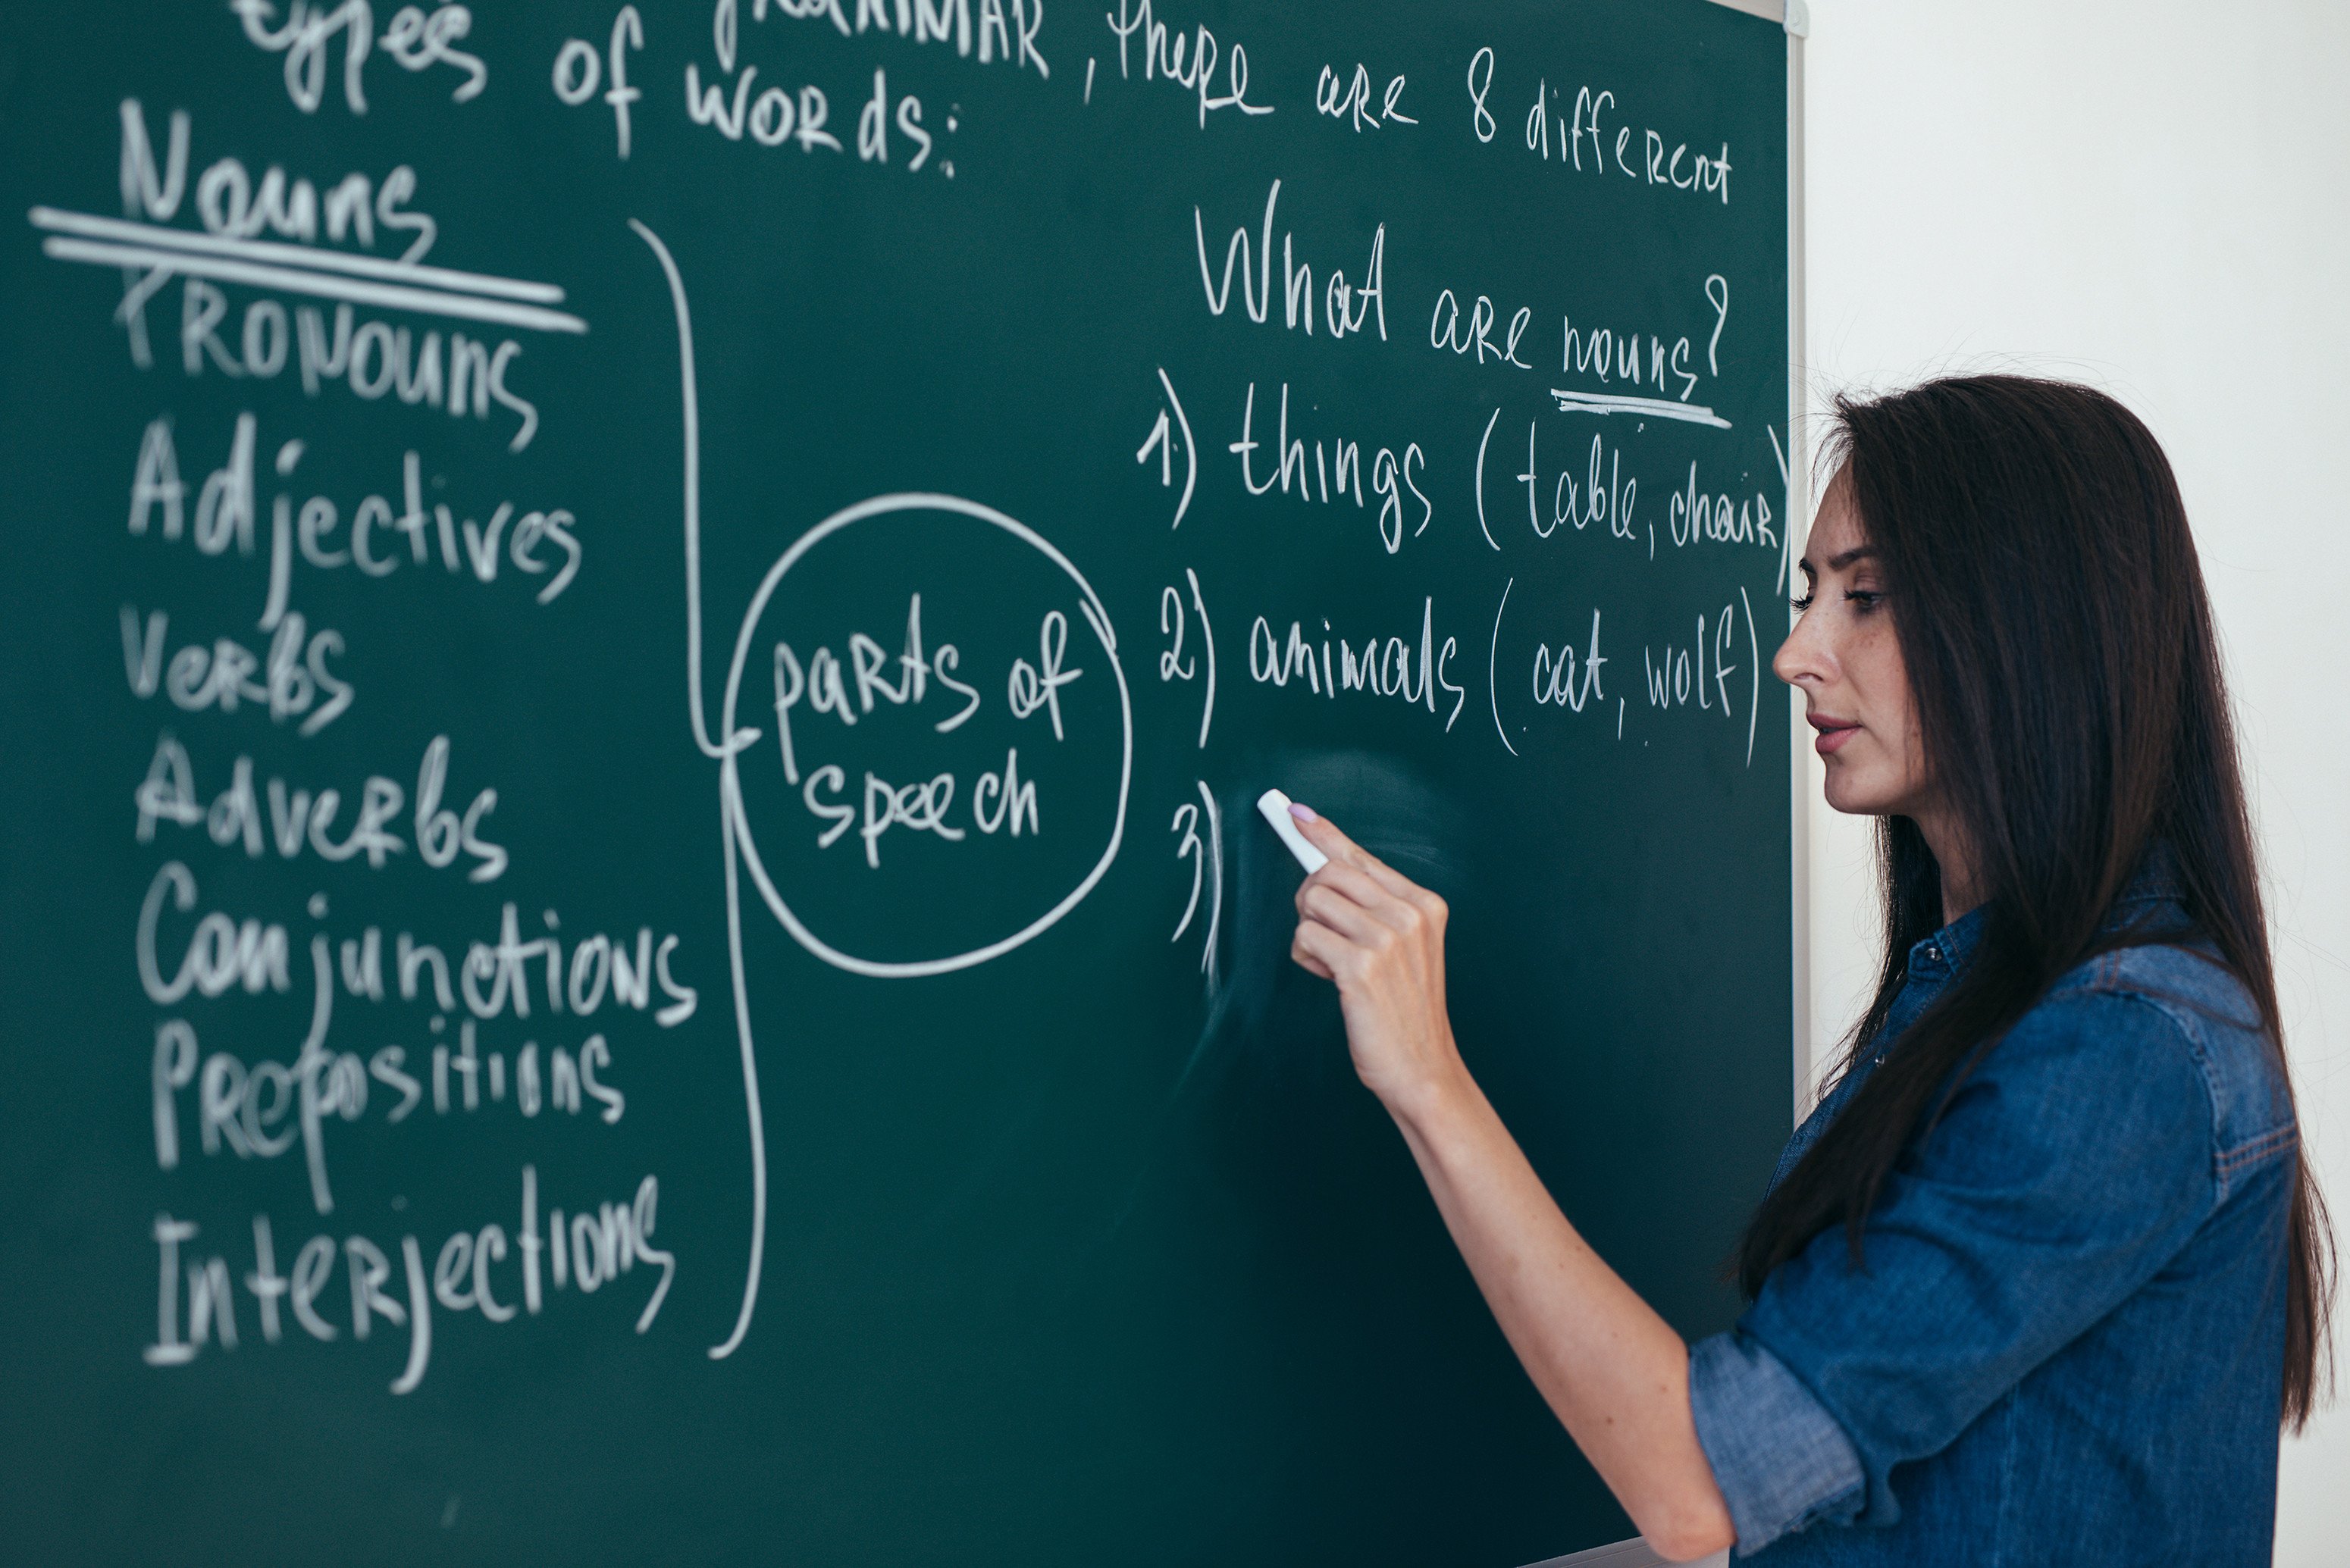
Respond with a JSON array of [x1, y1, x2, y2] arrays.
[[142, 1169, 672, 1396]]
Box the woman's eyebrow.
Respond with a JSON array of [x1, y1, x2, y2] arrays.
[[1826, 545, 1879, 571]]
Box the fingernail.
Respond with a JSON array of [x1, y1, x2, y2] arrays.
[[1288, 802, 1318, 822]]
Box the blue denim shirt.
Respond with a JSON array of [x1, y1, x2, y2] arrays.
[[1688, 874, 2298, 1563]]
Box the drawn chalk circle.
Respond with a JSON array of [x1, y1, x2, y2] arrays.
[[719, 493, 1133, 978]]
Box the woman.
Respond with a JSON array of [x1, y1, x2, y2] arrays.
[[1284, 376, 2331, 1562]]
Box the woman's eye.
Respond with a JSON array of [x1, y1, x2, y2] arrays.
[[1844, 589, 1884, 612], [1788, 592, 1815, 612]]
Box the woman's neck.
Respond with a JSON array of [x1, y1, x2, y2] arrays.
[[1910, 806, 1982, 926]]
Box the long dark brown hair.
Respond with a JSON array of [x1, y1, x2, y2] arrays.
[[1738, 375, 2333, 1428]]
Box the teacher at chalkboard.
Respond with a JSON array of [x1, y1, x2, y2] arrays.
[[1282, 377, 2331, 1563]]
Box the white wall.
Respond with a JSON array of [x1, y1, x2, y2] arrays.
[[1797, 3, 2350, 1560]]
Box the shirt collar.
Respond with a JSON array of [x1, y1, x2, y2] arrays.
[[1902, 843, 2188, 984], [1905, 903, 1987, 983]]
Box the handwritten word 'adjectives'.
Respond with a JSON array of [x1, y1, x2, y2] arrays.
[[229, 0, 487, 115], [130, 416, 581, 622], [1105, 0, 1269, 127], [1195, 180, 1386, 341]]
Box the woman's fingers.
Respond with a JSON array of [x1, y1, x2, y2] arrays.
[[1288, 805, 1437, 904], [1293, 859, 1386, 919], [1289, 919, 1343, 980], [1297, 880, 1386, 944]]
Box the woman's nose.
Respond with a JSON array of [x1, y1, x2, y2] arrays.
[[1773, 612, 1828, 689]]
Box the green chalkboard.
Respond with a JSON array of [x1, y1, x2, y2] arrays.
[[0, 1, 1792, 1561]]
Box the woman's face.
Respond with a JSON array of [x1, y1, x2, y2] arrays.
[[1774, 473, 1932, 818]]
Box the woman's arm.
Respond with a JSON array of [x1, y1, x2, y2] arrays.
[[1285, 806, 1736, 1563]]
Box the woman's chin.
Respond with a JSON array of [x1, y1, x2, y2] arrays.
[[1820, 770, 1899, 818]]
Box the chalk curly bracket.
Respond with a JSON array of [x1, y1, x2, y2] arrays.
[[633, 219, 1134, 1362], [633, 218, 769, 1362]]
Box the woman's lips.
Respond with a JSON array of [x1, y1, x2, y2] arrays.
[[1812, 719, 1860, 756]]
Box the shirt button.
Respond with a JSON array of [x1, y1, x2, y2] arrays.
[[1925, 944, 1943, 962]]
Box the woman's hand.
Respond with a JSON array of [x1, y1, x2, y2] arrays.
[[1284, 804, 1467, 1120]]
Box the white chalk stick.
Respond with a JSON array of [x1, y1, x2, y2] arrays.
[[1255, 788, 1329, 874]]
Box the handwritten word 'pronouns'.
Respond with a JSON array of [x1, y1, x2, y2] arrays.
[[142, 1170, 672, 1396], [1195, 180, 1386, 341], [229, 0, 487, 115], [165, 293, 546, 450], [1105, 0, 1268, 127]]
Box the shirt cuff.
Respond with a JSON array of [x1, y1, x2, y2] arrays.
[[1688, 1331, 1866, 1556]]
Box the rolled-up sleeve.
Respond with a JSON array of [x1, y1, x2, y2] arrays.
[[1689, 1331, 1865, 1552], [1688, 988, 2218, 1555]]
